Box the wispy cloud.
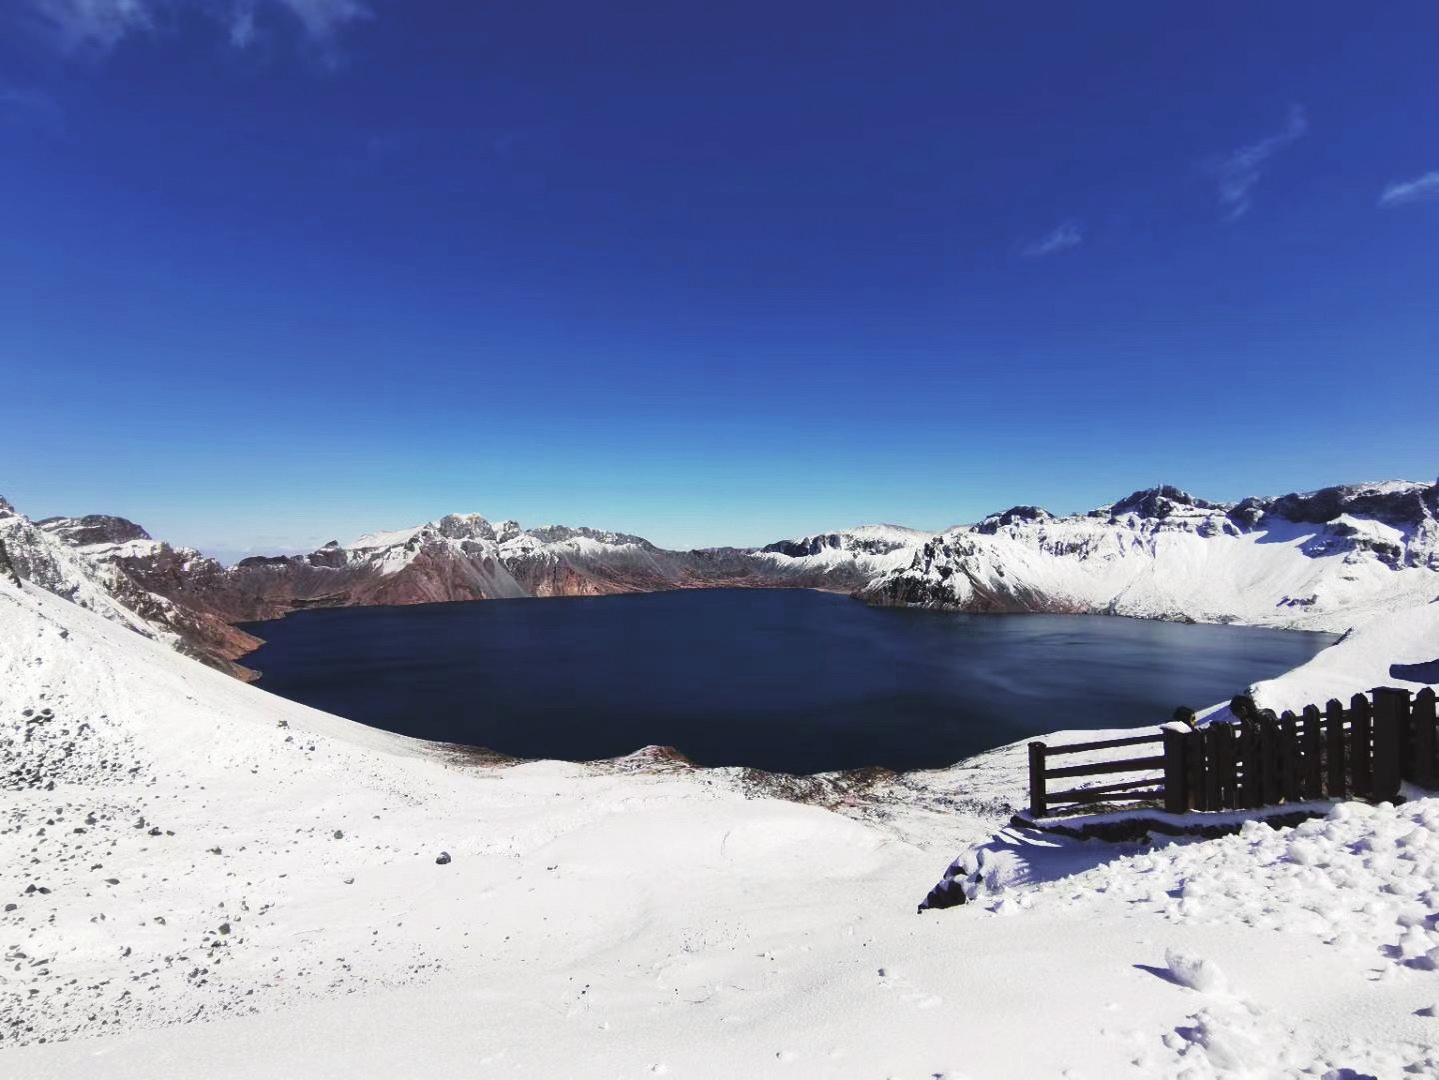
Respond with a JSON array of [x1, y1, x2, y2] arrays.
[[1022, 222, 1083, 258], [228, 0, 257, 47], [1379, 171, 1439, 208], [1209, 105, 1307, 221], [28, 0, 371, 57], [279, 0, 369, 44], [30, 0, 152, 52]]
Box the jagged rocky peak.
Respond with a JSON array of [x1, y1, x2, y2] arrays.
[[306, 545, 347, 569], [435, 513, 497, 541], [1106, 485, 1226, 520], [236, 554, 298, 569], [762, 533, 846, 558], [975, 505, 1054, 535], [37, 514, 153, 547], [761, 526, 925, 559], [524, 524, 655, 549], [1226, 496, 1272, 530]]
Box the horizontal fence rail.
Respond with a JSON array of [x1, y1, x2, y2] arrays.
[[1028, 734, 1164, 818], [1028, 686, 1438, 818]]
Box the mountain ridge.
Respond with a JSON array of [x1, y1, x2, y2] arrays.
[[864, 479, 1439, 630], [3, 478, 1435, 679]]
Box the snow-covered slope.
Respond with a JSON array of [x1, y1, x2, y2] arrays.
[[1244, 599, 1439, 714], [864, 481, 1439, 633], [6, 518, 1439, 1076]]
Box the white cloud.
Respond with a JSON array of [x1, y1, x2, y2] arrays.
[[280, 0, 369, 43], [28, 0, 370, 55], [1022, 222, 1083, 258], [1210, 105, 1307, 221], [30, 0, 152, 51], [228, 0, 257, 47], [1378, 171, 1439, 208]]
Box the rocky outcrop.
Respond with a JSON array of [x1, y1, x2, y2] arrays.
[[975, 506, 1054, 535], [1106, 485, 1224, 520], [1267, 482, 1439, 527], [0, 538, 19, 587], [36, 515, 152, 548]]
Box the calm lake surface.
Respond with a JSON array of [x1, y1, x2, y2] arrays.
[[240, 589, 1337, 774]]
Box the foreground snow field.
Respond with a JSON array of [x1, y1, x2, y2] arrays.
[[4, 578, 1439, 1078]]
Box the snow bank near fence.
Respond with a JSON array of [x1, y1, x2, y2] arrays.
[[1245, 598, 1439, 715]]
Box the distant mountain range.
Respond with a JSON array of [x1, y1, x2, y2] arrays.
[[860, 481, 1438, 630], [2, 479, 1435, 681]]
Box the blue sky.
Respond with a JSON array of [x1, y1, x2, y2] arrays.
[[2, 1, 1435, 559]]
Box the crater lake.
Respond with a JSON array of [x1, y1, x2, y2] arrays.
[[239, 588, 1337, 775]]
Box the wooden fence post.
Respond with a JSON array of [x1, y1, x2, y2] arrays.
[[1029, 742, 1047, 818], [1280, 710, 1300, 802], [1201, 726, 1221, 811], [1414, 687, 1439, 790], [1326, 698, 1347, 799], [1238, 719, 1260, 808], [1351, 693, 1373, 798], [1164, 728, 1188, 814], [1216, 722, 1238, 809], [1302, 704, 1323, 800], [1185, 729, 1205, 811], [1372, 687, 1409, 802], [1259, 712, 1282, 805]]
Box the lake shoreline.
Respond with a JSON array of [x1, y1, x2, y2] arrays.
[[236, 589, 1337, 776]]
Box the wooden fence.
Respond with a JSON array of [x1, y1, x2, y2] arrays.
[[1028, 686, 1439, 818]]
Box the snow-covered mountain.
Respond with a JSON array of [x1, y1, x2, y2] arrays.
[[862, 480, 1439, 633], [0, 501, 260, 679], [754, 522, 932, 576], [32, 508, 926, 635], [7, 479, 1438, 680], [0, 501, 925, 674], [256, 515, 927, 606]]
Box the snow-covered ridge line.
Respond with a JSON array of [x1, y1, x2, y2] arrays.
[[21, 504, 928, 667], [6, 477, 1438, 678], [863, 479, 1439, 634]]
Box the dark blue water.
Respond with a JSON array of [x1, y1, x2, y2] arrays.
[[239, 589, 1337, 774]]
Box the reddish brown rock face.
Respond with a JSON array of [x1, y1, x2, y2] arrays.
[[19, 510, 917, 678]]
